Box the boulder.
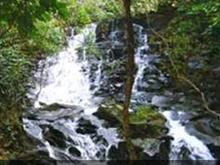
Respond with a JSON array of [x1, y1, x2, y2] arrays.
[[108, 137, 172, 160], [108, 142, 129, 160], [129, 106, 168, 139], [132, 138, 161, 157], [185, 116, 220, 147], [43, 126, 67, 148], [94, 99, 167, 138], [76, 118, 98, 134], [26, 103, 83, 121], [151, 95, 173, 108], [69, 147, 81, 157], [93, 98, 123, 127]]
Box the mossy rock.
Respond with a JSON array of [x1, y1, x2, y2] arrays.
[[129, 106, 167, 138], [94, 99, 167, 138], [93, 98, 123, 127], [26, 103, 83, 121], [38, 103, 82, 112], [130, 106, 165, 125]]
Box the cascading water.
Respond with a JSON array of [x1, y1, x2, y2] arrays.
[[24, 24, 120, 160], [24, 22, 216, 161], [162, 111, 215, 160], [131, 25, 215, 161]]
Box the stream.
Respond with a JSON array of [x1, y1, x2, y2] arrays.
[[23, 22, 217, 162]]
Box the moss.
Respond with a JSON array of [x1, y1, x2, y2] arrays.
[[130, 106, 164, 124], [129, 106, 167, 138]]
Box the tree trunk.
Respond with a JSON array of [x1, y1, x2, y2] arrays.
[[122, 0, 137, 160]]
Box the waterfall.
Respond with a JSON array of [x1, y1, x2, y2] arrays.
[[131, 25, 215, 161], [24, 24, 120, 160], [24, 22, 215, 161]]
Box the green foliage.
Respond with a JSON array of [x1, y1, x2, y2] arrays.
[[152, 0, 220, 105], [76, 7, 92, 28], [0, 0, 70, 34], [131, 0, 164, 15], [65, 0, 122, 29], [165, 0, 220, 67], [29, 19, 65, 54], [0, 46, 32, 109]]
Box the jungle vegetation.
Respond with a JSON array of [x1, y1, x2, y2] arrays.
[[0, 0, 220, 159]]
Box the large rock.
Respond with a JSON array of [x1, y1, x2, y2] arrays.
[[94, 98, 170, 159], [43, 126, 67, 148], [129, 106, 168, 139], [76, 117, 98, 134], [185, 115, 220, 147], [26, 103, 83, 121], [94, 99, 167, 138], [108, 136, 172, 160], [93, 98, 123, 127]]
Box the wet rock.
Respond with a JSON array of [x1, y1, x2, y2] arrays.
[[108, 137, 171, 161], [135, 137, 171, 160], [177, 146, 192, 160], [76, 118, 98, 134], [39, 103, 82, 111], [207, 144, 220, 159], [185, 116, 220, 148], [111, 47, 126, 59], [93, 98, 123, 127], [132, 138, 161, 157], [26, 103, 83, 121], [43, 126, 67, 148], [129, 106, 168, 138], [151, 95, 173, 108], [108, 142, 129, 160], [17, 149, 56, 165], [69, 147, 81, 157]]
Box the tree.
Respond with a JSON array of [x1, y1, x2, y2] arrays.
[[121, 0, 137, 160]]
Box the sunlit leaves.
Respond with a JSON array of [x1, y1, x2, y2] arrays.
[[131, 0, 164, 15]]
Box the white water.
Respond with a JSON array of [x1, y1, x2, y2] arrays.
[[162, 111, 215, 160], [24, 24, 120, 160], [31, 25, 98, 115], [132, 25, 149, 94]]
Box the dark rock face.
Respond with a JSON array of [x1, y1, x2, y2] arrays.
[[91, 19, 152, 99], [108, 142, 129, 160], [69, 147, 81, 157], [108, 138, 171, 161], [94, 20, 127, 97], [76, 118, 98, 134], [43, 126, 67, 148], [185, 115, 220, 149]]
